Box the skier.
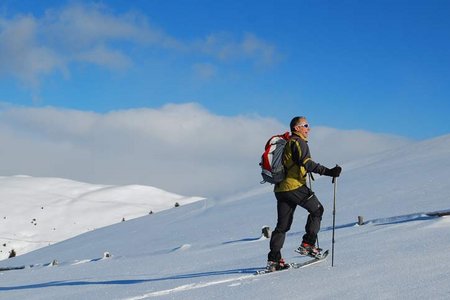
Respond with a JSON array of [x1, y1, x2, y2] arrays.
[[266, 116, 341, 271]]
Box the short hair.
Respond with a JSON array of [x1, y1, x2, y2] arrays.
[[290, 116, 306, 131]]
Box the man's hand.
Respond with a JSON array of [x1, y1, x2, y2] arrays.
[[325, 165, 342, 178]]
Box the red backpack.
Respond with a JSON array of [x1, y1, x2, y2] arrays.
[[259, 132, 291, 184]]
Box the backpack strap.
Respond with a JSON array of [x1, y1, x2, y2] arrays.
[[288, 135, 313, 180]]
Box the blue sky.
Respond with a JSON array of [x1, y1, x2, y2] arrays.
[[1, 0, 450, 140]]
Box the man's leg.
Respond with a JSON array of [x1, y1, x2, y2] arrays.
[[300, 193, 324, 245], [284, 186, 323, 246], [268, 194, 296, 261]]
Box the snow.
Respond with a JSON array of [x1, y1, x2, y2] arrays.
[[0, 176, 203, 260], [1, 134, 450, 299]]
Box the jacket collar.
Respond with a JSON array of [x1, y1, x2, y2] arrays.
[[292, 131, 308, 142]]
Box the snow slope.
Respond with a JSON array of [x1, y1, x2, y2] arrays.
[[0, 176, 203, 260], [1, 134, 450, 299]]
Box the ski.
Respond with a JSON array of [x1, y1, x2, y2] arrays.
[[255, 250, 329, 275], [294, 248, 328, 259], [291, 250, 329, 268]]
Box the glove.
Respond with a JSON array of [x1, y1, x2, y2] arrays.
[[324, 165, 342, 178]]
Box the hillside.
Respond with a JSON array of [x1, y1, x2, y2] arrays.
[[0, 134, 449, 299], [0, 176, 203, 260]]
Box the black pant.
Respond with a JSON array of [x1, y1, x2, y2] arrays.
[[268, 185, 324, 262]]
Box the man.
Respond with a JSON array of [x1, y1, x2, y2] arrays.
[[267, 116, 341, 271]]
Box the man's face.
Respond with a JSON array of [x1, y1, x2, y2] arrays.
[[295, 119, 310, 138]]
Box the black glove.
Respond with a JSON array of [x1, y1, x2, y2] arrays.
[[324, 165, 342, 178]]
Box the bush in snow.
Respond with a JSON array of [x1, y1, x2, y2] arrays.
[[8, 249, 16, 258]]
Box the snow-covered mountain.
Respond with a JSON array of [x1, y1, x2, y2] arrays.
[[0, 176, 203, 260], [0, 134, 449, 299]]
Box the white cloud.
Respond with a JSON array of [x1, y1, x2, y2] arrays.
[[75, 45, 132, 70], [194, 32, 278, 66], [0, 15, 66, 88], [0, 3, 279, 90], [192, 63, 217, 80], [0, 103, 411, 197], [308, 127, 412, 167], [0, 4, 141, 88]]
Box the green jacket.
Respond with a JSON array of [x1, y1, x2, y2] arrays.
[[274, 132, 328, 192]]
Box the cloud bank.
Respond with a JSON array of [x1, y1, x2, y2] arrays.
[[0, 103, 411, 197]]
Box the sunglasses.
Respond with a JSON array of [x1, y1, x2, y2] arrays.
[[297, 123, 309, 128]]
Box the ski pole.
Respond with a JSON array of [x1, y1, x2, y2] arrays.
[[331, 176, 337, 267]]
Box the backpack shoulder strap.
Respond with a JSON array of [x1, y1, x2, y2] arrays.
[[287, 135, 303, 166], [288, 135, 314, 180]]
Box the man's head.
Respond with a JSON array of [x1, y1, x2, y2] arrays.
[[290, 116, 310, 138]]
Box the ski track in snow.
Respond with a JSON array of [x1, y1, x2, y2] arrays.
[[123, 274, 256, 299], [122, 255, 330, 299]]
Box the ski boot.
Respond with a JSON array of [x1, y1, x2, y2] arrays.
[[266, 258, 290, 272], [295, 242, 323, 258]]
